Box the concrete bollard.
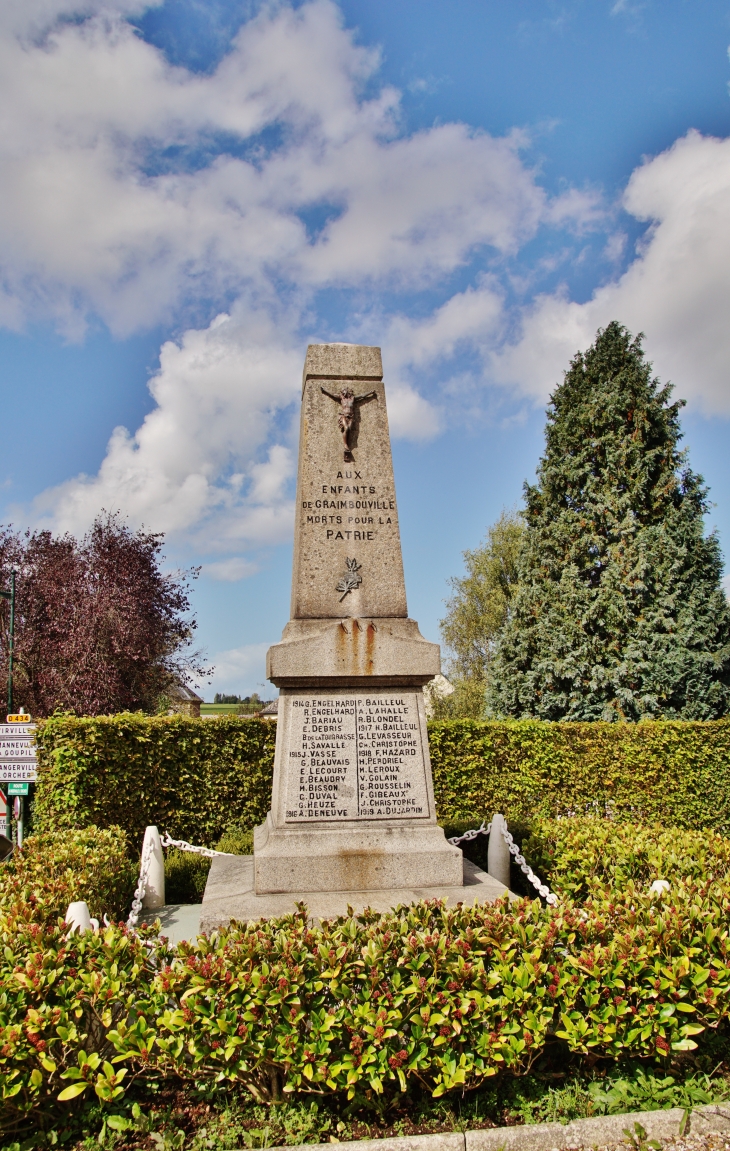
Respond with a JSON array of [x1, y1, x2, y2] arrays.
[[66, 900, 92, 934], [487, 813, 512, 888], [141, 825, 165, 909]]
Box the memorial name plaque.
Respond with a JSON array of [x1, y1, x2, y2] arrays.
[[282, 689, 430, 823]]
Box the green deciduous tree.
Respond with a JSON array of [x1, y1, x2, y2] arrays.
[[439, 510, 524, 717], [488, 321, 730, 721]]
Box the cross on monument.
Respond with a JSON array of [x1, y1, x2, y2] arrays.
[[320, 384, 377, 461]]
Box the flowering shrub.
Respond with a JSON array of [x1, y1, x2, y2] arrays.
[[0, 910, 160, 1137], [4, 818, 730, 1138], [0, 826, 136, 922], [522, 819, 730, 902], [4, 819, 730, 1136]]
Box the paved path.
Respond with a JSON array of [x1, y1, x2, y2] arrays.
[[152, 903, 201, 945]]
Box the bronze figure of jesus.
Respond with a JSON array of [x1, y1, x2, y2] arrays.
[[321, 385, 377, 461]]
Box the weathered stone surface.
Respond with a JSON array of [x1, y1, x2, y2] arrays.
[[267, 618, 439, 686], [255, 818, 463, 894], [257, 1105, 730, 1151], [263, 1137, 465, 1151], [291, 345, 406, 620], [200, 856, 512, 932], [153, 903, 201, 946], [254, 685, 462, 892], [465, 1106, 730, 1151], [249, 343, 464, 897], [301, 342, 383, 390], [277, 687, 432, 823], [353, 1140, 463, 1151]]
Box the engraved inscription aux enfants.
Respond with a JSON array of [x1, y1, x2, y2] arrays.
[[284, 695, 429, 822], [302, 470, 395, 542]]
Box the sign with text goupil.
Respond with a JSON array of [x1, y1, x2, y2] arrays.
[[0, 713, 37, 783]]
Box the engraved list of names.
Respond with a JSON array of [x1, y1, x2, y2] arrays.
[[284, 690, 430, 823]]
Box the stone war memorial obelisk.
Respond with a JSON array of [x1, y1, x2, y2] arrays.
[[200, 344, 510, 927]]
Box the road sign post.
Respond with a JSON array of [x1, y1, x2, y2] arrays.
[[1, 709, 36, 848], [13, 796, 23, 846]]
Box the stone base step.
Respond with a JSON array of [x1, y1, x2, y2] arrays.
[[199, 855, 514, 932]]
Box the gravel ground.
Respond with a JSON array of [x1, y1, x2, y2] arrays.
[[586, 1137, 730, 1151]]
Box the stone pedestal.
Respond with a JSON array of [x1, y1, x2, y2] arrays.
[[254, 684, 462, 893], [200, 855, 513, 933]]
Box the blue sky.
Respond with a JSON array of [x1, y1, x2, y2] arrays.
[[2, 0, 730, 699]]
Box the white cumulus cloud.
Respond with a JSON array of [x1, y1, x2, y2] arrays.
[[0, 0, 550, 337], [492, 131, 730, 414], [18, 0, 725, 570], [34, 306, 300, 547], [203, 557, 259, 582], [207, 641, 271, 697], [13, 0, 577, 556]]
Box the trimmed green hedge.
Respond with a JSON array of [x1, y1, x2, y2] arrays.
[[6, 818, 730, 1135], [429, 719, 730, 830], [33, 715, 730, 847], [34, 715, 275, 847]]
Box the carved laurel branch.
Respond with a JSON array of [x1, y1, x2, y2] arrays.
[[336, 557, 362, 601]]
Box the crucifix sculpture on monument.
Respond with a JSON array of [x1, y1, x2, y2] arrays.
[[198, 343, 512, 927], [320, 384, 377, 461]]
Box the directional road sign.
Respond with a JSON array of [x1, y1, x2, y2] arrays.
[[0, 719, 37, 782]]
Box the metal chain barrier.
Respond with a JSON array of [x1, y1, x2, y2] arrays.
[[159, 831, 238, 858], [126, 831, 238, 931], [502, 826, 559, 906], [126, 833, 156, 930], [448, 818, 558, 906], [447, 819, 492, 845], [127, 822, 557, 928]]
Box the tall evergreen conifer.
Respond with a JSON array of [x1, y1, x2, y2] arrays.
[[488, 322, 730, 721]]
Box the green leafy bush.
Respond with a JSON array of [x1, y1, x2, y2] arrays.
[[164, 849, 211, 904], [33, 714, 275, 846], [0, 913, 160, 1138], [586, 1067, 722, 1115], [522, 818, 730, 902], [429, 718, 730, 829], [33, 716, 730, 853], [0, 826, 136, 922], [5, 818, 730, 1137]]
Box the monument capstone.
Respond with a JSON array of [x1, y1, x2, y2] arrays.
[[200, 344, 511, 927]]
